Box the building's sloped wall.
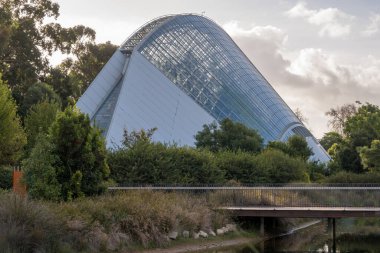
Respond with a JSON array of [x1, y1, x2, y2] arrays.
[[137, 15, 300, 142], [105, 51, 216, 148], [76, 50, 126, 118], [135, 14, 330, 162]]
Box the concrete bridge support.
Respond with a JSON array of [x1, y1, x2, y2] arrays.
[[260, 217, 265, 236]]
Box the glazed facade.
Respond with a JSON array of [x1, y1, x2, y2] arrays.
[[77, 14, 330, 162]]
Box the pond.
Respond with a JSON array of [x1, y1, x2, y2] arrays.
[[198, 220, 380, 253]]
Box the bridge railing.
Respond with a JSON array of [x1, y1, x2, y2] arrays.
[[108, 184, 380, 208]]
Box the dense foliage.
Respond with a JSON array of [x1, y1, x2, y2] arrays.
[[267, 135, 313, 161], [0, 0, 116, 108], [195, 118, 263, 153], [323, 103, 380, 175], [0, 75, 26, 165], [22, 105, 109, 200], [109, 128, 311, 185], [50, 106, 110, 199]]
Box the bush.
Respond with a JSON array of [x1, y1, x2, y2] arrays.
[[254, 149, 310, 183], [109, 141, 225, 185], [324, 171, 380, 183], [0, 166, 12, 189], [195, 118, 263, 153], [215, 151, 264, 183]]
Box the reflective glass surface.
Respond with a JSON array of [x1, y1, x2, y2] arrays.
[[137, 15, 302, 142]]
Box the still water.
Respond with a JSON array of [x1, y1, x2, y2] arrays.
[[198, 222, 380, 253]]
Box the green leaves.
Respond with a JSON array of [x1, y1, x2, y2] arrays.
[[0, 75, 26, 165], [195, 118, 263, 153], [359, 140, 380, 172], [267, 135, 313, 161]]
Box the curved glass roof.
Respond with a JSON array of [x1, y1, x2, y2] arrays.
[[122, 14, 302, 142]]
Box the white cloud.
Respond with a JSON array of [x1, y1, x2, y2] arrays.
[[363, 14, 380, 36], [286, 2, 354, 38], [223, 21, 288, 47], [224, 21, 380, 137], [289, 49, 380, 88]]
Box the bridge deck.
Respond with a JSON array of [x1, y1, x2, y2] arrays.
[[222, 207, 380, 218]]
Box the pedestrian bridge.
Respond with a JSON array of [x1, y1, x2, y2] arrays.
[[109, 184, 380, 252], [108, 184, 380, 218]]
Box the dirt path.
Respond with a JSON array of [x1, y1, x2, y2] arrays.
[[135, 236, 263, 253]]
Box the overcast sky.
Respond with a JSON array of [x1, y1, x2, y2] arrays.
[[54, 0, 380, 138]]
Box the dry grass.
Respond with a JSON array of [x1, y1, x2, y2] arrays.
[[0, 191, 230, 252]]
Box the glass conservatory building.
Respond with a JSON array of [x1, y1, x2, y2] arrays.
[[76, 14, 330, 162]]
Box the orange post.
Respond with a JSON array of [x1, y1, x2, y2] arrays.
[[13, 169, 27, 196]]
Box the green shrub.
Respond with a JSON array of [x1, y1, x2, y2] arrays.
[[325, 171, 380, 183], [0, 166, 12, 189], [254, 149, 310, 183], [215, 151, 264, 183], [109, 141, 225, 185]]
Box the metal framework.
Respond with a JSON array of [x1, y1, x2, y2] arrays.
[[120, 15, 175, 55], [108, 185, 380, 208]]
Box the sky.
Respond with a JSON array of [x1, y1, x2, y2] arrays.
[[54, 0, 380, 138]]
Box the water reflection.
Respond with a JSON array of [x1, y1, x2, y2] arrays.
[[198, 223, 380, 253]]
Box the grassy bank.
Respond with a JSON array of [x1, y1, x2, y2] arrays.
[[0, 191, 233, 252]]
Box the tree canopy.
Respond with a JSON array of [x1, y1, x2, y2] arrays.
[[0, 0, 95, 104], [195, 118, 263, 153], [50, 106, 109, 199], [267, 135, 313, 161], [0, 75, 26, 165]]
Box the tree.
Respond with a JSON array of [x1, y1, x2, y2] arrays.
[[195, 118, 263, 153], [267, 135, 313, 161], [109, 129, 225, 185], [0, 0, 95, 105], [44, 66, 81, 105], [20, 82, 61, 116], [22, 133, 61, 201], [359, 140, 380, 172], [325, 103, 357, 135], [24, 100, 61, 154], [344, 103, 380, 147], [50, 105, 109, 199], [60, 41, 118, 93], [320, 132, 343, 151], [254, 149, 309, 183], [0, 75, 26, 165], [215, 151, 263, 183], [287, 135, 313, 161], [294, 108, 308, 124]]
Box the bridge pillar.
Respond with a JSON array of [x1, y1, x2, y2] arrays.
[[327, 218, 332, 233], [260, 217, 265, 236], [332, 218, 336, 253]]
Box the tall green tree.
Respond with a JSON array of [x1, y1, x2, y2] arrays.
[[22, 133, 61, 201], [50, 105, 109, 199], [24, 100, 61, 154], [359, 140, 380, 172], [0, 0, 95, 105], [344, 103, 380, 147], [195, 118, 263, 153], [0, 75, 26, 165], [320, 132, 343, 151], [267, 135, 313, 161], [21, 82, 61, 116], [60, 41, 118, 93]]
